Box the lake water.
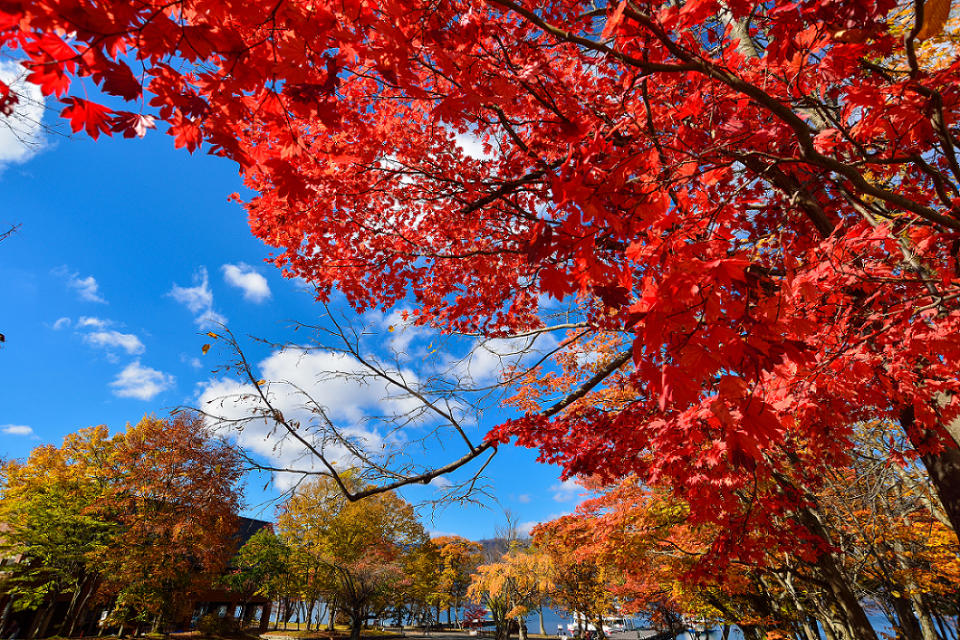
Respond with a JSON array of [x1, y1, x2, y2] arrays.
[[523, 611, 900, 640]]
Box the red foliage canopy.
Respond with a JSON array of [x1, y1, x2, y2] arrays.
[[4, 0, 960, 538]]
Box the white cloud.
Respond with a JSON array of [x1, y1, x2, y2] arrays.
[[54, 267, 106, 303], [0, 60, 45, 172], [454, 336, 543, 384], [84, 330, 145, 355], [170, 267, 213, 313], [428, 530, 457, 539], [169, 267, 226, 328], [430, 476, 454, 490], [551, 478, 583, 502], [76, 316, 109, 329], [516, 493, 531, 504], [197, 347, 425, 490], [52, 317, 71, 330], [221, 263, 271, 303], [1, 424, 33, 436], [196, 308, 227, 327], [109, 361, 175, 400], [180, 355, 203, 369], [453, 130, 494, 161], [380, 308, 429, 355]]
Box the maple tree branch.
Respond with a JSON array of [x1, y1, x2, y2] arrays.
[[321, 305, 478, 452], [457, 322, 590, 340], [195, 319, 508, 504], [486, 0, 695, 74], [905, 0, 926, 77], [543, 349, 632, 418], [734, 154, 835, 238], [0, 224, 20, 243], [619, 2, 960, 231], [201, 327, 357, 498]]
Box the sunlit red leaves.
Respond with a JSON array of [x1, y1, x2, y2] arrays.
[[60, 97, 113, 139], [21, 34, 77, 97], [5, 0, 960, 564], [110, 111, 156, 138], [168, 112, 203, 152]]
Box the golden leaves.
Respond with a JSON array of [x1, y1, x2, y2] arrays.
[[917, 0, 953, 39]]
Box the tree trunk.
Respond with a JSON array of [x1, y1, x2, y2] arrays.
[[67, 576, 101, 637], [494, 613, 511, 640], [781, 495, 878, 640], [595, 616, 607, 640], [538, 607, 545, 636], [891, 596, 925, 640], [0, 601, 11, 638], [32, 594, 59, 640], [902, 407, 960, 535], [350, 614, 363, 640], [58, 579, 88, 637], [818, 617, 841, 640], [910, 595, 940, 640]]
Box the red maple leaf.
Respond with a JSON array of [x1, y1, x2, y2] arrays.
[[59, 97, 113, 139]]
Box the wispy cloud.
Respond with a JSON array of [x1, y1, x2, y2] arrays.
[[1, 424, 33, 436], [551, 478, 583, 503], [169, 267, 226, 329], [109, 361, 174, 400], [76, 316, 109, 329], [0, 61, 46, 172], [54, 267, 106, 303], [430, 476, 454, 490], [84, 330, 145, 355], [196, 347, 420, 491], [52, 317, 71, 330], [222, 263, 271, 303]]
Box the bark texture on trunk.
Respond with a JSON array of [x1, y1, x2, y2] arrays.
[[902, 406, 960, 535]]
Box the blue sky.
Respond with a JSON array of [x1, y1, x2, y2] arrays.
[[0, 75, 584, 540]]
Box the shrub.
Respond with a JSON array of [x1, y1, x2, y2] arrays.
[[196, 613, 242, 636]]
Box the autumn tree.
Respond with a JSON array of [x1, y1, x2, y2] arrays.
[[532, 524, 616, 640], [538, 427, 960, 640], [468, 548, 553, 640], [222, 527, 291, 627], [433, 536, 483, 626], [0, 415, 244, 636], [0, 428, 116, 638], [401, 539, 442, 628], [277, 473, 427, 640], [94, 414, 243, 632], [5, 0, 960, 585]]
